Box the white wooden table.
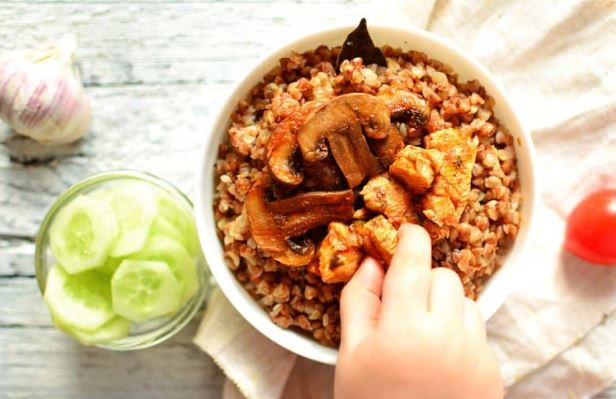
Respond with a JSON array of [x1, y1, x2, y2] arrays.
[[0, 1, 614, 398]]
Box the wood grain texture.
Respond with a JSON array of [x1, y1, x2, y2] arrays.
[[0, 1, 614, 398], [0, 1, 369, 87], [1, 83, 222, 236], [1, 314, 223, 399]]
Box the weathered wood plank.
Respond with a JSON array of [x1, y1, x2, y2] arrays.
[[0, 277, 49, 326], [0, 276, 223, 398], [0, 239, 36, 277], [0, 82, 232, 236], [0, 2, 368, 87], [0, 316, 224, 399]]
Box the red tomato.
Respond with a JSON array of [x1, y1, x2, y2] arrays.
[[565, 189, 616, 265]]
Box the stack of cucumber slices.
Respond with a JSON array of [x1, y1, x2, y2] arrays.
[[43, 181, 201, 345]]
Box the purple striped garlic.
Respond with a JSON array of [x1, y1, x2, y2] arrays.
[[0, 34, 91, 145]]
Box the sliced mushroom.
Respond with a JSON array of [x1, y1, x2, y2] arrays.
[[246, 177, 312, 267], [302, 155, 346, 191], [342, 93, 391, 139], [246, 176, 355, 267], [378, 89, 430, 128], [327, 122, 380, 187], [269, 190, 355, 214], [267, 112, 305, 185], [369, 125, 405, 168], [298, 93, 390, 188], [272, 190, 355, 237], [267, 102, 323, 185]]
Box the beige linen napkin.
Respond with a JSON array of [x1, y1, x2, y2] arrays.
[[194, 1, 616, 398]]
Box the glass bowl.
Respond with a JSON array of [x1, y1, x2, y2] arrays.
[[35, 170, 208, 350]]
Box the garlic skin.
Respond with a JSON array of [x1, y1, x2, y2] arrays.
[[0, 34, 91, 145]]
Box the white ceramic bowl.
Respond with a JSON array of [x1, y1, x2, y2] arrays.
[[196, 24, 538, 365]]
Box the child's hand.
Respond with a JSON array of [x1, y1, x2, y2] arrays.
[[335, 224, 504, 399]]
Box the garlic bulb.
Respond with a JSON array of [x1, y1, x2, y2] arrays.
[[0, 34, 91, 145]]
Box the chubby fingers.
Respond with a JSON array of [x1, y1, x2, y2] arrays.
[[429, 267, 465, 322], [463, 297, 486, 337], [340, 257, 385, 350], [380, 224, 432, 325]]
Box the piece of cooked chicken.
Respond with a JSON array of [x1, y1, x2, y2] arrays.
[[423, 220, 449, 242], [389, 145, 443, 194], [422, 128, 477, 228], [360, 173, 416, 226], [318, 222, 363, 284], [355, 216, 398, 265], [421, 193, 457, 227]]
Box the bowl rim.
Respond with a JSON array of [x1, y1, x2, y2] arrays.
[[196, 23, 538, 365]]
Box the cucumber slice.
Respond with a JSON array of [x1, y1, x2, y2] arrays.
[[69, 316, 131, 344], [98, 256, 123, 276], [156, 192, 200, 256], [87, 186, 115, 201], [49, 195, 119, 274], [151, 216, 185, 245], [52, 314, 131, 345], [129, 235, 198, 303], [44, 266, 115, 332], [111, 260, 182, 323], [93, 183, 159, 258]]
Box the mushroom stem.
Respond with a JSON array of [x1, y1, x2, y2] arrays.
[[298, 93, 390, 188], [269, 190, 354, 213]]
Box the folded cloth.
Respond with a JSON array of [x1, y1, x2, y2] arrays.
[[193, 289, 296, 399], [193, 1, 616, 398], [505, 308, 616, 399]]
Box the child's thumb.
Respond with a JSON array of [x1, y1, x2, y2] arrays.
[[339, 257, 384, 351]]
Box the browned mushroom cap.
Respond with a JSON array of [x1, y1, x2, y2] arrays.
[[369, 125, 405, 168], [267, 112, 304, 185], [246, 176, 355, 267], [378, 89, 430, 128], [246, 177, 314, 267], [267, 102, 323, 186], [341, 93, 391, 139], [298, 93, 389, 188], [276, 238, 315, 267], [302, 155, 346, 191]]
